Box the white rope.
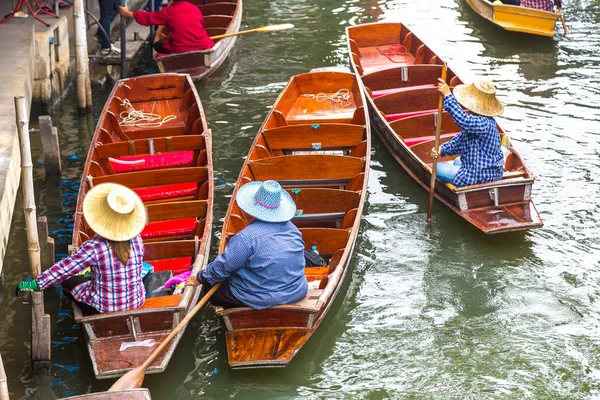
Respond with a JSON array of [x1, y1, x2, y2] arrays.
[[304, 88, 352, 107], [118, 99, 177, 127]]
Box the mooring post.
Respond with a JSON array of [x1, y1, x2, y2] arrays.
[[38, 116, 62, 178], [149, 0, 155, 43], [14, 96, 52, 373], [0, 353, 9, 400], [73, 0, 92, 113], [120, 0, 127, 78], [37, 217, 55, 270]]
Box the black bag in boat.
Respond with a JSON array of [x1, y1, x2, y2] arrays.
[[304, 249, 326, 268]]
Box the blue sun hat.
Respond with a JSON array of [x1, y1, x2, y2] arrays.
[[236, 180, 296, 222]]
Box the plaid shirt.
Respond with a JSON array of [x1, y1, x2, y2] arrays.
[[36, 235, 145, 313], [201, 220, 308, 310], [521, 0, 561, 11], [440, 94, 504, 187]]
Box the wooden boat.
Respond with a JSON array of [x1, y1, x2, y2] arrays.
[[71, 73, 213, 379], [214, 70, 370, 368], [60, 389, 151, 400], [464, 0, 561, 37], [153, 0, 243, 80], [347, 22, 543, 234]]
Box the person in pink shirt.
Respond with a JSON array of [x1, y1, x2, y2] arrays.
[[118, 0, 214, 54]]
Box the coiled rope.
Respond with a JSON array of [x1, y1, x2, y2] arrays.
[[119, 99, 177, 127], [304, 88, 352, 107]]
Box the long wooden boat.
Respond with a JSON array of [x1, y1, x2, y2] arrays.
[[464, 0, 561, 37], [60, 389, 151, 400], [153, 0, 243, 80], [214, 70, 370, 368], [347, 22, 542, 234], [71, 73, 213, 379]]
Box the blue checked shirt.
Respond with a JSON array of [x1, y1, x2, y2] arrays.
[[201, 220, 308, 310], [440, 94, 504, 187]]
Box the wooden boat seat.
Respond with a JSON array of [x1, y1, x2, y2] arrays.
[[249, 155, 364, 183], [203, 15, 233, 29], [196, 2, 236, 16], [299, 228, 349, 257], [362, 65, 454, 95], [292, 212, 346, 223], [356, 44, 416, 74], [371, 84, 436, 98], [135, 182, 198, 202], [77, 294, 183, 319], [150, 257, 193, 275], [215, 289, 325, 316], [404, 132, 456, 147], [286, 188, 361, 214], [386, 109, 437, 122], [109, 151, 195, 173], [389, 112, 457, 139], [263, 124, 365, 151], [284, 93, 358, 124], [91, 166, 208, 192], [142, 200, 207, 240]]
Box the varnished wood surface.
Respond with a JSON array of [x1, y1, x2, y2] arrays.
[[71, 74, 213, 379], [347, 22, 542, 233], [215, 70, 371, 368]]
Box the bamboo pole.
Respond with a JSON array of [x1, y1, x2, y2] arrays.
[[14, 97, 52, 372], [0, 353, 9, 400], [74, 0, 92, 113]]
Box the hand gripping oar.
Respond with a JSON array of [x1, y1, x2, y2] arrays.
[[558, 8, 568, 36], [109, 255, 222, 391], [210, 23, 294, 41], [427, 63, 448, 223]]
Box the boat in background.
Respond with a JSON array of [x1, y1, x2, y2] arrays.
[[347, 21, 543, 234], [464, 0, 561, 37], [215, 69, 371, 368], [72, 73, 213, 379], [153, 0, 243, 81]]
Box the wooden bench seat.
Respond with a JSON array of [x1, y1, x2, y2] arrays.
[[215, 289, 325, 316], [75, 294, 183, 321], [91, 166, 209, 189], [95, 135, 206, 162], [197, 2, 236, 16], [263, 124, 364, 152], [249, 155, 364, 182]]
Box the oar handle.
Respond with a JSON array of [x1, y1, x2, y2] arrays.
[[427, 63, 448, 222]]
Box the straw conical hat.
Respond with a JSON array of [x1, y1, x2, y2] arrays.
[[452, 80, 504, 117], [83, 183, 147, 242]]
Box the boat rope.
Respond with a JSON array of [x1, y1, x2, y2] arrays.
[[119, 99, 177, 127], [378, 44, 413, 63], [304, 89, 352, 107]]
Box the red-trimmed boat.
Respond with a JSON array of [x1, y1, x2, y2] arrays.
[[346, 21, 542, 234], [214, 69, 370, 368], [153, 0, 243, 81], [71, 73, 213, 379]]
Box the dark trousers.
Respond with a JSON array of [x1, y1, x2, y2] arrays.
[[203, 280, 246, 309], [146, 0, 162, 11], [61, 276, 100, 315], [97, 0, 119, 49], [153, 40, 168, 54]]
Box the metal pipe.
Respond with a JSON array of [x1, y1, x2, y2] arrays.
[[149, 0, 155, 41], [120, 0, 127, 78], [54, 0, 59, 17]]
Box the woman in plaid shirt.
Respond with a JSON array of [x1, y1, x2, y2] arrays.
[[431, 78, 505, 187], [16, 183, 148, 314]]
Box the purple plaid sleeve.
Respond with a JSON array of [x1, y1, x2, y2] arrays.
[[36, 241, 96, 290], [521, 0, 559, 11]]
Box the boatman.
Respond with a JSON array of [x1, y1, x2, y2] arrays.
[[431, 79, 505, 187], [15, 184, 147, 314], [186, 180, 309, 310], [118, 0, 214, 55], [521, 0, 561, 12]]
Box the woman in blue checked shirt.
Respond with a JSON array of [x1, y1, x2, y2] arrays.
[[431, 78, 505, 187], [186, 180, 309, 310], [15, 183, 147, 314]]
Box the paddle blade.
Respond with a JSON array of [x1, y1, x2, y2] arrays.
[[109, 366, 146, 391], [256, 23, 295, 33]]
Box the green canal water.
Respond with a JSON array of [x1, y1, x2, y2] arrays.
[[2, 0, 600, 398]]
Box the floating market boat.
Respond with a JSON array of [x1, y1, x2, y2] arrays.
[[72, 73, 213, 379], [347, 21, 543, 233], [215, 69, 370, 368], [153, 0, 243, 80]]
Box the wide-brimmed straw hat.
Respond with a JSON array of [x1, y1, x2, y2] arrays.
[[236, 180, 296, 223], [82, 183, 147, 242], [453, 80, 504, 117]]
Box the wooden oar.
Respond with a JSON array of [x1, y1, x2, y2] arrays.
[[426, 63, 448, 223], [558, 8, 568, 36], [109, 256, 222, 391], [210, 23, 295, 41]]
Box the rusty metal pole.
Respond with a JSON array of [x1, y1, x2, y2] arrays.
[[14, 97, 52, 373]]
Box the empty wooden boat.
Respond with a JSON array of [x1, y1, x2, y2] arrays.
[[464, 0, 561, 37], [347, 22, 542, 233], [153, 0, 243, 80], [214, 70, 370, 368], [71, 73, 213, 379]]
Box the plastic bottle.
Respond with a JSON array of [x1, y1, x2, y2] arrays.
[[312, 244, 319, 255]]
